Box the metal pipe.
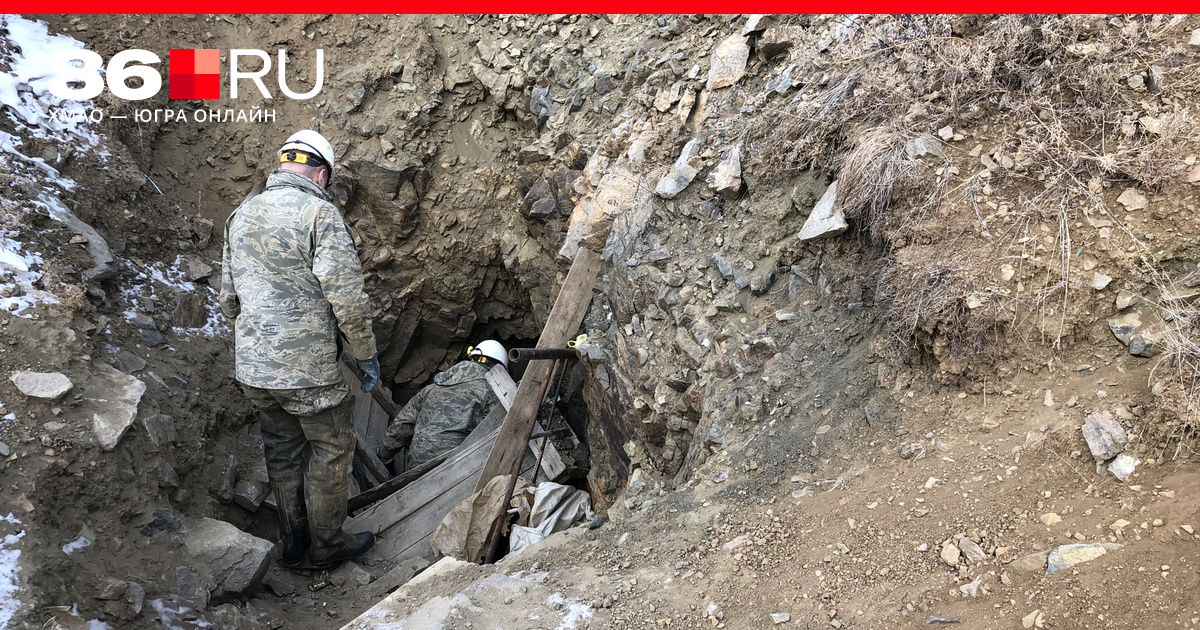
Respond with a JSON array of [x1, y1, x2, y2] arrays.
[[508, 347, 579, 363], [482, 358, 559, 564]]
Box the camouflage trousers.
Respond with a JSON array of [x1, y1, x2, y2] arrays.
[[240, 381, 355, 555]]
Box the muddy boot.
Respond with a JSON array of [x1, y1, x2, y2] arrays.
[[258, 406, 312, 570], [273, 475, 310, 569], [300, 397, 375, 569]]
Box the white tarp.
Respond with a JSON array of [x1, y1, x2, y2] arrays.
[[508, 482, 594, 555]]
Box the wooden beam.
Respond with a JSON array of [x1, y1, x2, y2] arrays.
[[475, 248, 602, 492]]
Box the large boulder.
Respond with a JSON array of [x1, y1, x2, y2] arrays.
[[184, 518, 273, 597]]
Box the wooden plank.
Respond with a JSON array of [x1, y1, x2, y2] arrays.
[[345, 405, 506, 535], [476, 248, 602, 491], [371, 444, 537, 561], [369, 466, 481, 559], [355, 432, 390, 484], [366, 403, 390, 458], [485, 365, 566, 482], [347, 429, 495, 535], [485, 364, 517, 409]]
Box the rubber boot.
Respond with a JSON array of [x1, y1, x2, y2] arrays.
[[301, 397, 375, 569], [258, 406, 311, 570], [273, 474, 310, 569]]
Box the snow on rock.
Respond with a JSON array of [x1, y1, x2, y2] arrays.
[[36, 193, 115, 281], [119, 256, 228, 338], [0, 16, 110, 318]]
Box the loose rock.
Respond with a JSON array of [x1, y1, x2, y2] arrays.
[[90, 363, 148, 451], [1116, 187, 1148, 210], [1129, 321, 1169, 357], [1008, 551, 1048, 573], [184, 518, 274, 597], [940, 542, 960, 567], [654, 138, 702, 199], [958, 537, 987, 564], [1107, 454, 1139, 481], [706, 35, 750, 90], [1045, 543, 1121, 574], [798, 180, 847, 242], [1081, 411, 1127, 461], [1107, 312, 1141, 346], [707, 146, 742, 198], [10, 371, 73, 401]]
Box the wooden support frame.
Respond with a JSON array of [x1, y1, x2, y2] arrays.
[[484, 364, 566, 483], [475, 248, 602, 492]]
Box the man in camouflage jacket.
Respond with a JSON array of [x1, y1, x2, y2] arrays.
[[379, 344, 506, 467], [220, 130, 378, 570]]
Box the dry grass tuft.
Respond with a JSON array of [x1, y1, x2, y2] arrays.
[[836, 128, 915, 238]]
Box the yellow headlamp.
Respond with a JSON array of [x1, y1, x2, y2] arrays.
[[280, 150, 325, 167]]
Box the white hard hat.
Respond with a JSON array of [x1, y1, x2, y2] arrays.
[[469, 340, 509, 369], [280, 129, 335, 175]]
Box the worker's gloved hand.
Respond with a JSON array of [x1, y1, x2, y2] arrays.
[[358, 355, 381, 392], [377, 446, 398, 463]]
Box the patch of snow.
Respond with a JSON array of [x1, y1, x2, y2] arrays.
[[0, 227, 54, 318], [0, 16, 104, 319], [2, 413, 14, 421], [87, 620, 111, 630], [119, 256, 228, 338], [0, 15, 98, 146], [61, 535, 91, 555], [0, 513, 26, 628], [151, 598, 212, 630], [547, 592, 593, 630]]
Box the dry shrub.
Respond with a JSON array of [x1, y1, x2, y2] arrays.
[[836, 127, 915, 237], [1148, 274, 1200, 458]]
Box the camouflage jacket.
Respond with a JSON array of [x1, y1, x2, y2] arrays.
[[383, 361, 499, 465], [219, 169, 377, 390]]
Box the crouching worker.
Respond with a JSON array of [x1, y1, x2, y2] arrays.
[[378, 341, 508, 468], [220, 130, 379, 571]]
